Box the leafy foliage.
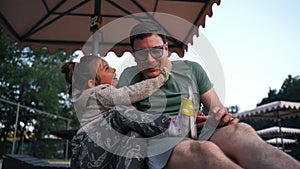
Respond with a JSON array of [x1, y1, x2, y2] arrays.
[[0, 30, 79, 158], [257, 75, 300, 106], [227, 105, 240, 114]]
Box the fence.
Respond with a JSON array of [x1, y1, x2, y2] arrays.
[[0, 98, 71, 160]]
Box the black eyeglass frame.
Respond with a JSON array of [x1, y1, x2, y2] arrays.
[[133, 44, 166, 61]]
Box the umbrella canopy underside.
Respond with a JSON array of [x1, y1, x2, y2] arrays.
[[233, 101, 300, 121], [0, 0, 220, 57]]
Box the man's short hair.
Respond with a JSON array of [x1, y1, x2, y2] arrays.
[[130, 21, 167, 50]]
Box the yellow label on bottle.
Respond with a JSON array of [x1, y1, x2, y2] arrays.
[[179, 96, 194, 116]]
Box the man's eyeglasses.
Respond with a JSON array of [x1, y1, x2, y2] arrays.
[[133, 44, 165, 61]]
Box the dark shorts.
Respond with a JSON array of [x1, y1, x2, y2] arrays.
[[146, 137, 190, 169], [146, 127, 207, 169]]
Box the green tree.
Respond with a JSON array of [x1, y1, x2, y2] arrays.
[[227, 105, 240, 114], [279, 75, 300, 102], [257, 75, 300, 106], [0, 30, 79, 158]]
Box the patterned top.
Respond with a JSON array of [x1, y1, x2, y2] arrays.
[[70, 68, 170, 169], [72, 68, 169, 126]]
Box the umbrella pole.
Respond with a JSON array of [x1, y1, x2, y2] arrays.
[[91, 0, 101, 56], [279, 120, 285, 151], [277, 110, 285, 151], [92, 31, 99, 56]]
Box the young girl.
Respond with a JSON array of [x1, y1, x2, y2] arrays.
[[61, 55, 175, 169]]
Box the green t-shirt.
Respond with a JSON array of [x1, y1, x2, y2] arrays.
[[118, 60, 212, 116]]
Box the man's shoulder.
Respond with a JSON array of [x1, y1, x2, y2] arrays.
[[120, 65, 140, 79], [122, 65, 139, 74], [118, 65, 141, 87], [171, 60, 202, 71], [172, 60, 199, 66]]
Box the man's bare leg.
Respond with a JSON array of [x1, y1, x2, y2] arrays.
[[210, 122, 300, 169], [164, 139, 242, 169]]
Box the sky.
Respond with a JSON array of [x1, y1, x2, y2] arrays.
[[89, 0, 300, 112], [196, 0, 300, 111]]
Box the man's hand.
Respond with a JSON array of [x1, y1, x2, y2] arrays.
[[196, 111, 206, 127], [210, 106, 238, 127], [196, 107, 238, 128]]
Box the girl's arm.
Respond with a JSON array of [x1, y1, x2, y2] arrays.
[[97, 68, 169, 109]]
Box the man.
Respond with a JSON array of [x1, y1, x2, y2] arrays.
[[118, 21, 300, 169]]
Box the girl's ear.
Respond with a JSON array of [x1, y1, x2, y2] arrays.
[[165, 42, 168, 50], [87, 80, 96, 88]]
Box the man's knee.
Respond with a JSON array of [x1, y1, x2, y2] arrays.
[[216, 122, 257, 139], [174, 140, 221, 159], [231, 122, 261, 142], [165, 140, 226, 168], [236, 122, 257, 134]]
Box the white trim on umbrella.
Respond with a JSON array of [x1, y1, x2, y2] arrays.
[[266, 138, 297, 145], [257, 126, 300, 136]]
